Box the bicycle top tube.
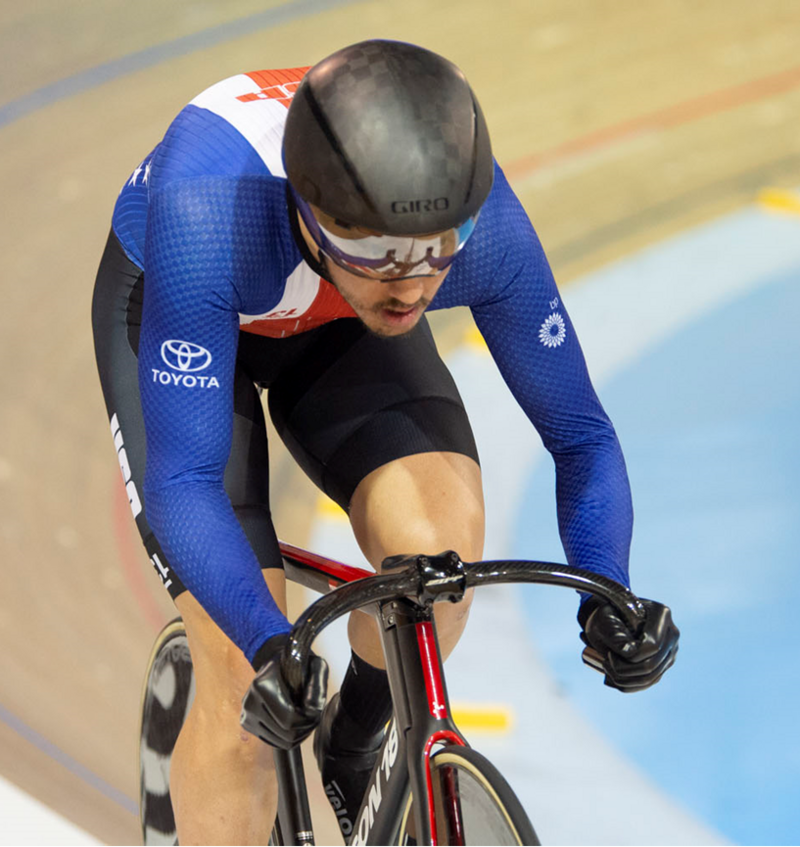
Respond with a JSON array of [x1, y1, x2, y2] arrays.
[[280, 540, 374, 592], [277, 547, 646, 697]]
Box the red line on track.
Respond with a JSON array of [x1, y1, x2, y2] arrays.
[[506, 63, 800, 179], [112, 473, 166, 632]]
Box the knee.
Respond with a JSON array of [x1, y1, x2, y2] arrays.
[[193, 634, 254, 702], [433, 587, 474, 634], [412, 492, 485, 563], [350, 453, 486, 567], [361, 501, 485, 571]]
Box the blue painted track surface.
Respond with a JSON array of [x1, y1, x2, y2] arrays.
[[515, 215, 800, 845]]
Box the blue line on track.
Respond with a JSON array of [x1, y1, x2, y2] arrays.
[[0, 702, 137, 815], [0, 0, 360, 129]]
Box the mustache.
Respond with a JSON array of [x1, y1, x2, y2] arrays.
[[377, 296, 431, 312]]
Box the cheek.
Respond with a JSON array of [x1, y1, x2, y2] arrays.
[[425, 277, 446, 300], [335, 277, 382, 310]]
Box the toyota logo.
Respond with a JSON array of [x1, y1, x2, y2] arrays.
[[160, 340, 213, 372]]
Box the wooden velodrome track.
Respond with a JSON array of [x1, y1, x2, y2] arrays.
[[1, 1, 799, 843]]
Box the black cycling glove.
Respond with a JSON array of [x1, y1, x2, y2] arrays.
[[579, 597, 679, 692], [240, 633, 328, 748]]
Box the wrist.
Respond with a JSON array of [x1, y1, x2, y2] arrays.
[[577, 595, 603, 629], [251, 632, 289, 671]]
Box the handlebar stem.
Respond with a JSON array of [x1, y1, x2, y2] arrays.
[[382, 550, 467, 605]]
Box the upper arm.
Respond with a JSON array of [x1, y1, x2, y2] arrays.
[[458, 167, 613, 451], [139, 179, 244, 492]]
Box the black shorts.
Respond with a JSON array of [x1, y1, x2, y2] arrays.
[[91, 230, 479, 598]]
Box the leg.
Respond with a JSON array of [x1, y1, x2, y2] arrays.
[[170, 569, 286, 845], [165, 371, 281, 845], [310, 451, 483, 839], [347, 451, 484, 667], [165, 371, 283, 844], [264, 317, 482, 834], [266, 315, 482, 675]]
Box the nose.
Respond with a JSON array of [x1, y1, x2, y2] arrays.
[[384, 277, 425, 305]]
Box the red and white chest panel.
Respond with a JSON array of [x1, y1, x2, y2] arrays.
[[191, 68, 356, 338], [239, 260, 356, 338]]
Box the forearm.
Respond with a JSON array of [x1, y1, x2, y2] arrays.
[[145, 479, 290, 662], [553, 434, 633, 588]]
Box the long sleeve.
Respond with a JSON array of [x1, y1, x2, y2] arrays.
[[139, 176, 290, 662], [440, 164, 633, 587]]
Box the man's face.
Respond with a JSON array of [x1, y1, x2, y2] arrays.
[[297, 214, 450, 338]]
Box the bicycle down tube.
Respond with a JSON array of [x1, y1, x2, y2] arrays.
[[374, 595, 468, 846], [281, 598, 467, 846]]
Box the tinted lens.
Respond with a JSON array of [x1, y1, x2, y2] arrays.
[[294, 193, 478, 281]]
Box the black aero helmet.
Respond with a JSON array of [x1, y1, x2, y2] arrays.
[[283, 39, 493, 280]]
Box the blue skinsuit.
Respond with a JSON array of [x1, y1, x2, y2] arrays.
[[112, 69, 633, 663]]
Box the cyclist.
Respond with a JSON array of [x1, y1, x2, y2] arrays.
[[92, 39, 679, 843]]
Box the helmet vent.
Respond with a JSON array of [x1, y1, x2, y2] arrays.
[[462, 94, 480, 210], [301, 82, 380, 221]]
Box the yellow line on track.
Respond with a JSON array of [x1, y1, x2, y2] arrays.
[[462, 324, 489, 353], [316, 495, 348, 521], [758, 188, 800, 216], [451, 703, 514, 733]]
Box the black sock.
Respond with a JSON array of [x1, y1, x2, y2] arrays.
[[336, 652, 393, 747]]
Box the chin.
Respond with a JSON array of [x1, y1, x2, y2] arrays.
[[363, 316, 419, 338], [365, 323, 409, 339]]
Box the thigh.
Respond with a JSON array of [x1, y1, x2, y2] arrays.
[[349, 451, 485, 570], [265, 316, 481, 511]]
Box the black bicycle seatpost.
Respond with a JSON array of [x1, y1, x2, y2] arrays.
[[273, 747, 314, 845]]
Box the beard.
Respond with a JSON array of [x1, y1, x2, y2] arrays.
[[334, 282, 432, 338], [364, 296, 431, 337], [318, 255, 440, 336]]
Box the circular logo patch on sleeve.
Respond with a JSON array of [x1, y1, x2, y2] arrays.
[[538, 312, 567, 348]]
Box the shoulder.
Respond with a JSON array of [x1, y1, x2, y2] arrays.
[[146, 175, 295, 306], [440, 162, 551, 306], [471, 162, 544, 258], [152, 67, 311, 187], [148, 174, 284, 234]]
